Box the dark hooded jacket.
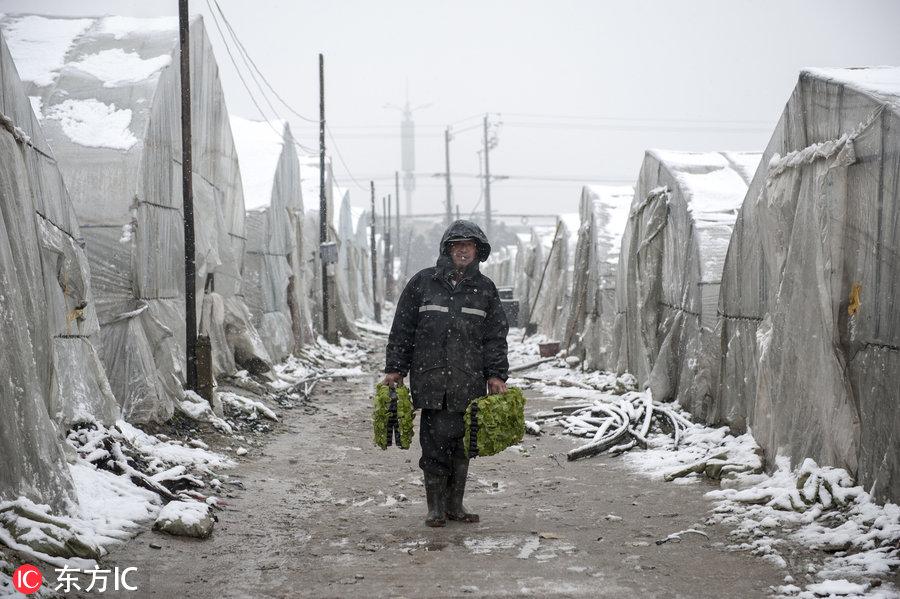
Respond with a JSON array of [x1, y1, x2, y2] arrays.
[[385, 220, 509, 412]]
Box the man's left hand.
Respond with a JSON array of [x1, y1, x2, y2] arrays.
[[487, 377, 507, 394]]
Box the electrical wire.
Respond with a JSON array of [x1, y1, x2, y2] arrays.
[[205, 0, 284, 139], [211, 0, 364, 188], [208, 0, 317, 153], [327, 126, 368, 192], [500, 112, 772, 127], [501, 120, 771, 133], [213, 0, 318, 124]]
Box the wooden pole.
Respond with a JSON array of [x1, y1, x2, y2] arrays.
[[370, 182, 380, 323], [394, 171, 401, 286], [178, 0, 197, 390], [483, 114, 492, 239], [318, 54, 332, 340], [444, 128, 452, 226], [385, 194, 393, 301]]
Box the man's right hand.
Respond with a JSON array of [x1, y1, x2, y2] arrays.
[[382, 372, 404, 387]]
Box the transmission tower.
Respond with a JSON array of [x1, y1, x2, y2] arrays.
[[384, 84, 431, 215]]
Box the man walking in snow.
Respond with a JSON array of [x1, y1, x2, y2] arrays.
[[383, 220, 509, 527]]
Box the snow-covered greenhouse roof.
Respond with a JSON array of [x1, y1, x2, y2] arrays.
[[583, 185, 634, 267], [648, 150, 758, 221], [803, 66, 900, 107], [230, 115, 289, 212], [645, 150, 760, 283], [0, 13, 211, 225]]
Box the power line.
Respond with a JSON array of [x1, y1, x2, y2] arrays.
[[449, 122, 482, 135], [208, 0, 317, 153], [211, 1, 363, 188], [449, 113, 486, 127], [501, 112, 772, 127], [212, 0, 318, 124], [327, 126, 368, 192], [213, 1, 283, 124], [205, 0, 284, 139], [340, 172, 633, 183], [501, 121, 771, 133], [205, 0, 315, 154]]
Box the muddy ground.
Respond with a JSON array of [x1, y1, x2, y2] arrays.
[[100, 344, 790, 599]]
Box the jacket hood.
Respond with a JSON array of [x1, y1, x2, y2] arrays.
[[439, 220, 491, 262]]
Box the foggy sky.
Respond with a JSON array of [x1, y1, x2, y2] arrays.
[[2, 0, 899, 221]]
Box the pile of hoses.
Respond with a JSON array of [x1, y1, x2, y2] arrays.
[[372, 383, 414, 450], [464, 388, 526, 458], [557, 391, 693, 461]]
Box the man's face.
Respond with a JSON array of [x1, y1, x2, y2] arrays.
[[449, 239, 477, 269]]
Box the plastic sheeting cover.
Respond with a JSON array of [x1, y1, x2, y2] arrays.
[[2, 15, 272, 422], [716, 67, 900, 503], [561, 185, 634, 371], [1, 28, 118, 513], [232, 116, 314, 361], [612, 150, 758, 421]]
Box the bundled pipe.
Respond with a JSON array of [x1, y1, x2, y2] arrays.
[[556, 392, 692, 461]]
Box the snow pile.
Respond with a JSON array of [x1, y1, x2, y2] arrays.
[[0, 417, 234, 564], [107, 421, 234, 474], [153, 501, 213, 539], [0, 498, 102, 572], [705, 457, 899, 597], [219, 391, 279, 422], [0, 412, 232, 568], [1, 15, 92, 86], [295, 335, 369, 369], [69, 462, 160, 546], [69, 48, 171, 87], [43, 98, 137, 150], [178, 391, 234, 435]]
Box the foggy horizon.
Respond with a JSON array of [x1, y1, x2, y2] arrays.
[[2, 0, 899, 220]]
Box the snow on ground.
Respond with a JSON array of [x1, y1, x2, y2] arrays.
[[508, 331, 900, 598], [1, 302, 368, 590], [112, 421, 234, 473], [69, 48, 171, 87], [43, 98, 138, 150], [219, 391, 279, 422], [70, 461, 160, 546]]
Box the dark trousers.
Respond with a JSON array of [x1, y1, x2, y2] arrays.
[[419, 403, 466, 476]]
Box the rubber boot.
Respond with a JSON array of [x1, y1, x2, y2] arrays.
[[424, 473, 447, 527], [446, 458, 480, 523]]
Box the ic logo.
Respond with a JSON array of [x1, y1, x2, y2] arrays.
[[12, 564, 43, 595]]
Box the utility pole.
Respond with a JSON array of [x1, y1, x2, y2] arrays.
[[370, 182, 380, 323], [394, 171, 401, 286], [384, 196, 393, 302], [384, 194, 394, 301], [178, 0, 197, 391], [444, 127, 452, 226], [483, 114, 492, 239], [318, 53, 335, 342]]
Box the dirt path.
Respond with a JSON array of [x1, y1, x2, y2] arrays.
[[104, 349, 787, 598]]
